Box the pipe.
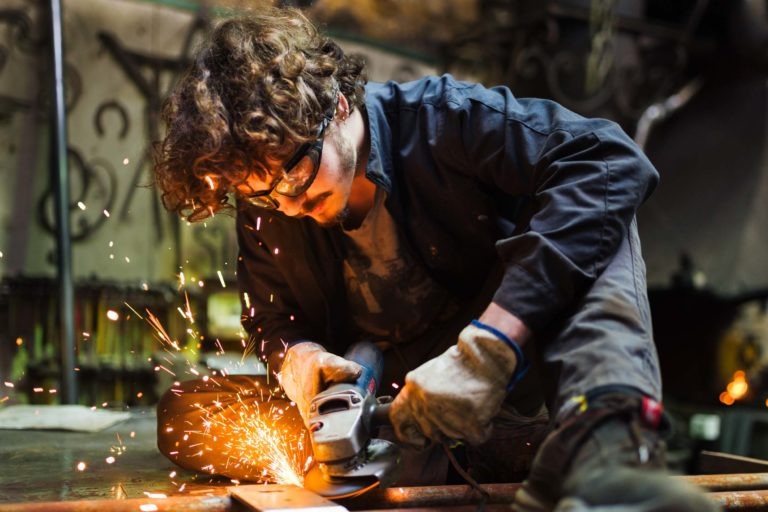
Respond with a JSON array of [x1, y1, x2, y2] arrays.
[[686, 473, 768, 492], [48, 0, 77, 403], [710, 489, 768, 510], [0, 496, 231, 512], [4, 475, 768, 512]]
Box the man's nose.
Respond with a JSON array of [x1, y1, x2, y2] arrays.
[[277, 195, 305, 217]]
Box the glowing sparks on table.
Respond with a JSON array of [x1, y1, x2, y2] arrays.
[[189, 397, 309, 486]]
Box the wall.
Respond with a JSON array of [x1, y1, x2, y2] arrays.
[[0, 0, 435, 401], [0, 0, 435, 286]]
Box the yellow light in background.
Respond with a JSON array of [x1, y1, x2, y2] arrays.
[[720, 370, 749, 406]]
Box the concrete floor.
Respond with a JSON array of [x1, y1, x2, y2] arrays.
[[0, 408, 226, 504]]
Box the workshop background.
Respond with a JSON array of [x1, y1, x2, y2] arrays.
[[1, 0, 768, 495]]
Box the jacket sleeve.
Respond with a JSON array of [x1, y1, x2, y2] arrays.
[[236, 205, 321, 369], [432, 81, 659, 331]]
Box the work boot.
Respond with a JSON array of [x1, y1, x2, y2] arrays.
[[512, 391, 721, 512]]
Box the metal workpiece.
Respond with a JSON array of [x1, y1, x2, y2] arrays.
[[230, 485, 348, 512]]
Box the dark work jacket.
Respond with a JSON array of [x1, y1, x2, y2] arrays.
[[236, 74, 659, 360]]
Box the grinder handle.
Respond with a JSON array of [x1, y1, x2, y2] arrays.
[[371, 402, 392, 427], [343, 340, 384, 396]]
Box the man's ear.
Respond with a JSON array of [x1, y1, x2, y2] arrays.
[[337, 92, 350, 121]]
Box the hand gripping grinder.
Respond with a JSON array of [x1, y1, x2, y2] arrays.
[[303, 341, 401, 499]]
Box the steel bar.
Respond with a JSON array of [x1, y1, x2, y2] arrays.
[[48, 0, 77, 403], [0, 495, 232, 512], [710, 489, 768, 510], [4, 476, 768, 512], [345, 483, 520, 509], [686, 473, 768, 492]]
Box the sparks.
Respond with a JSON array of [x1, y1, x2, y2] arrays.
[[184, 291, 195, 324], [106, 310, 119, 321], [145, 309, 181, 351], [77, 201, 86, 210], [76, 462, 86, 471], [103, 209, 110, 217], [217, 270, 226, 288], [184, 397, 309, 486], [205, 175, 215, 190], [124, 302, 143, 320]]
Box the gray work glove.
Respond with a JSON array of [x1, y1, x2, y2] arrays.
[[278, 342, 363, 427], [390, 320, 527, 447]]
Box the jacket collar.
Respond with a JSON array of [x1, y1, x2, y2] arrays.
[[363, 84, 393, 193]]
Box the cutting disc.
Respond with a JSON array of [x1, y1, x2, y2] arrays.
[[303, 438, 401, 499]]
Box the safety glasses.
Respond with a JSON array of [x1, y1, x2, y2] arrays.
[[240, 101, 336, 210]]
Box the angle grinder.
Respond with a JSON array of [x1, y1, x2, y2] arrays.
[[303, 341, 401, 499]]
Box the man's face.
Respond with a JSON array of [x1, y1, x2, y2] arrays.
[[237, 124, 358, 227]]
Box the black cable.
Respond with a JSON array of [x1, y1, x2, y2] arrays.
[[442, 440, 489, 512]]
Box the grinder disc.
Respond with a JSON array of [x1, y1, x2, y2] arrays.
[[303, 438, 401, 499], [303, 465, 380, 499]]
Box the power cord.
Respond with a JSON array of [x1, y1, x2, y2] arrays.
[[442, 440, 490, 512]]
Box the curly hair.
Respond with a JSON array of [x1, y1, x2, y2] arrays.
[[154, 7, 367, 221]]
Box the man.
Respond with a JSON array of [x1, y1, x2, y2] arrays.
[[154, 7, 718, 511]]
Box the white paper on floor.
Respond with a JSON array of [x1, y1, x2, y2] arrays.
[[0, 405, 131, 432]]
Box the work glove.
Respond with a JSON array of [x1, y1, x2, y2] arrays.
[[278, 342, 363, 427], [390, 320, 527, 447]]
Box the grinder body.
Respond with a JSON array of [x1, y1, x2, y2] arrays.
[[303, 341, 400, 498]]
